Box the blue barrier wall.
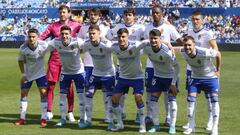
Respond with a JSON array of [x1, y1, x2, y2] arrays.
[[0, 8, 58, 18]]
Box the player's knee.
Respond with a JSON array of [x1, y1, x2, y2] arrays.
[[86, 91, 94, 98], [168, 95, 176, 101], [135, 94, 143, 103], [187, 95, 196, 102], [205, 93, 211, 99], [21, 90, 28, 97], [211, 96, 218, 103], [41, 95, 47, 102], [150, 95, 159, 102]]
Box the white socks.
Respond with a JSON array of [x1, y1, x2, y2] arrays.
[[20, 97, 28, 119], [59, 93, 67, 120], [169, 101, 177, 127]]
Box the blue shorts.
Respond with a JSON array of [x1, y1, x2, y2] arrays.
[[145, 67, 154, 92], [88, 75, 115, 93], [60, 73, 85, 94], [21, 76, 48, 90], [150, 76, 172, 93], [185, 70, 192, 90], [188, 78, 220, 94], [84, 66, 93, 89], [114, 78, 144, 95]]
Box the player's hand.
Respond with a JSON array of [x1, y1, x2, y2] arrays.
[[215, 71, 220, 77], [21, 74, 28, 84], [170, 85, 177, 96]]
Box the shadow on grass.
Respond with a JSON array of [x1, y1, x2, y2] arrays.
[[0, 113, 208, 134]]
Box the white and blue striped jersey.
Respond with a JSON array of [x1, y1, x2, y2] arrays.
[[47, 37, 85, 74], [180, 47, 218, 79], [18, 40, 48, 81], [143, 43, 179, 84], [106, 23, 145, 41], [111, 41, 147, 79], [82, 39, 115, 77], [144, 22, 181, 68], [78, 22, 110, 67]]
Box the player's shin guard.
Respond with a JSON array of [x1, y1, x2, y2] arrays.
[[119, 95, 126, 117], [20, 97, 28, 119], [205, 94, 213, 128], [59, 93, 67, 120], [112, 102, 123, 125], [102, 92, 109, 120], [169, 96, 177, 127], [187, 96, 196, 129], [150, 95, 159, 126], [137, 103, 146, 131], [40, 96, 48, 120], [67, 82, 74, 112], [146, 91, 152, 118], [47, 81, 55, 112], [77, 92, 85, 120], [211, 96, 219, 134], [164, 92, 170, 123], [106, 94, 113, 123], [85, 92, 93, 123]]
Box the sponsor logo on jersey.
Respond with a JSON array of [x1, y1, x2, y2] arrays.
[[99, 48, 103, 53], [129, 50, 133, 55], [198, 34, 201, 40], [159, 55, 163, 60], [197, 59, 201, 64]]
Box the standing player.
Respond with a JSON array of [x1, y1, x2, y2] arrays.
[[143, 5, 182, 126], [106, 8, 145, 123], [183, 11, 220, 132], [79, 24, 115, 128], [47, 26, 85, 127], [180, 36, 221, 135], [15, 28, 48, 127], [77, 8, 111, 122], [39, 5, 81, 121], [143, 29, 180, 134], [109, 28, 146, 133]]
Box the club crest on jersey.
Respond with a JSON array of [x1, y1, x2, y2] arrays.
[[99, 48, 103, 53], [59, 46, 62, 50], [71, 46, 74, 50], [159, 55, 163, 60], [132, 29, 136, 33], [197, 59, 201, 64], [129, 50, 133, 55], [198, 34, 201, 40], [38, 50, 42, 56]]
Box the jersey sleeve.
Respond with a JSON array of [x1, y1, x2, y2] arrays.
[[206, 30, 216, 41], [46, 39, 56, 51], [205, 49, 217, 58], [18, 47, 24, 61], [170, 25, 181, 41], [39, 24, 52, 40]]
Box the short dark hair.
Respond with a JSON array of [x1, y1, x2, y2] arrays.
[[123, 8, 136, 16], [149, 29, 161, 37], [183, 35, 195, 43], [28, 28, 39, 35], [152, 5, 163, 12], [191, 11, 203, 18], [60, 25, 72, 32], [58, 5, 71, 13], [89, 8, 101, 15], [88, 24, 100, 31], [117, 28, 129, 36]]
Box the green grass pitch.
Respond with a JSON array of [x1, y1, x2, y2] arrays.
[[0, 48, 239, 135]]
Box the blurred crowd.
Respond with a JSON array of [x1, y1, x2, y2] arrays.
[[0, 0, 240, 39], [1, 13, 240, 39], [1, 0, 240, 8]]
